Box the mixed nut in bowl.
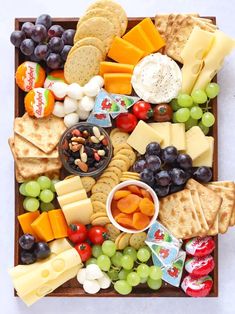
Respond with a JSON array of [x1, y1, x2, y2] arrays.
[[59, 122, 112, 177]]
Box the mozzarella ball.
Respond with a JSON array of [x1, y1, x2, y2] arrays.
[[64, 113, 79, 128], [83, 82, 100, 97], [77, 268, 87, 285], [83, 279, 100, 294], [89, 75, 104, 88], [52, 101, 65, 118], [67, 83, 84, 100], [51, 82, 68, 99], [64, 96, 78, 114], [86, 264, 104, 280], [77, 108, 90, 121], [98, 272, 111, 289], [78, 96, 95, 112]]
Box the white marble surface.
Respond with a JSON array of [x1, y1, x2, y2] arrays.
[[1, 0, 235, 313]]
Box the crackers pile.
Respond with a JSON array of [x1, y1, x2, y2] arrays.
[[115, 231, 147, 250], [64, 0, 127, 85], [155, 14, 217, 63], [9, 113, 65, 182]]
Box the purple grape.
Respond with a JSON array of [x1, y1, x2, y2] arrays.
[[62, 29, 75, 45], [140, 169, 155, 186], [34, 242, 50, 260], [155, 170, 171, 186], [177, 153, 192, 170], [170, 184, 185, 194], [48, 24, 64, 38], [31, 24, 47, 43], [34, 44, 49, 60], [61, 45, 72, 61], [46, 53, 62, 69], [30, 53, 41, 62], [20, 38, 35, 56], [162, 146, 178, 164], [19, 234, 35, 250], [146, 142, 161, 156], [133, 159, 147, 173], [36, 14, 52, 29], [10, 30, 26, 47], [21, 22, 34, 37], [48, 37, 64, 53], [146, 155, 161, 172], [170, 168, 187, 185], [193, 166, 212, 183], [20, 250, 37, 264], [154, 185, 170, 197]]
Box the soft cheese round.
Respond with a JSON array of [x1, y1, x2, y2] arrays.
[[131, 53, 182, 104]]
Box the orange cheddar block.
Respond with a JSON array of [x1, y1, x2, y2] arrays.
[[108, 36, 145, 65], [48, 209, 68, 239], [123, 25, 155, 54], [100, 61, 134, 76], [139, 18, 165, 51], [31, 212, 54, 242], [104, 73, 132, 95], [17, 211, 40, 239]]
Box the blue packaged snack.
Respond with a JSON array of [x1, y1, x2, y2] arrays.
[[93, 89, 126, 115], [87, 112, 112, 128], [146, 240, 179, 267], [110, 94, 140, 118]]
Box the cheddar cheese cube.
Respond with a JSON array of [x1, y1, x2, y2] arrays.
[[104, 73, 132, 95], [31, 212, 54, 242], [138, 18, 165, 51], [100, 61, 134, 76]]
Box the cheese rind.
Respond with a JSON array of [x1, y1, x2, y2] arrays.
[[193, 136, 214, 167], [171, 123, 186, 150], [62, 198, 93, 225], [185, 126, 209, 161], [57, 189, 87, 207], [55, 176, 83, 196], [149, 122, 171, 148]]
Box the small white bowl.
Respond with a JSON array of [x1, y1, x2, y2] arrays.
[[106, 180, 159, 234]]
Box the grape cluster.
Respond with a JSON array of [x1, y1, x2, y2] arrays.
[[171, 83, 220, 134], [10, 14, 75, 69], [133, 142, 212, 198], [19, 176, 59, 212], [85, 240, 162, 295]]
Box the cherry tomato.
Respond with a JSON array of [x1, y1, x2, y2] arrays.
[[67, 223, 88, 244], [132, 100, 153, 120], [116, 113, 137, 133], [153, 103, 173, 122], [88, 226, 108, 245], [75, 242, 92, 262]]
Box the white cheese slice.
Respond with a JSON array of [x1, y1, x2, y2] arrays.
[[58, 189, 87, 207], [62, 198, 93, 225], [55, 176, 83, 196], [185, 126, 209, 161], [171, 123, 186, 151], [193, 136, 214, 167], [149, 122, 171, 148]]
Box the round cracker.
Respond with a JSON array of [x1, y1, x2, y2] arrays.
[[74, 16, 115, 51], [117, 149, 136, 166], [86, 0, 128, 35], [98, 176, 117, 188], [71, 37, 106, 58], [90, 212, 107, 221], [114, 143, 132, 155], [90, 192, 108, 204], [81, 176, 96, 193], [92, 182, 113, 194], [117, 233, 132, 250], [65, 45, 102, 86], [120, 177, 140, 182], [100, 171, 120, 183], [92, 200, 107, 213], [105, 166, 122, 178], [108, 159, 129, 172], [129, 232, 147, 250], [105, 223, 121, 241], [112, 153, 131, 168], [111, 131, 129, 147], [110, 128, 121, 138], [91, 216, 110, 226]]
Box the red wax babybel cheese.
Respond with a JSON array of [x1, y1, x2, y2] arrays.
[[185, 255, 215, 277], [44, 70, 66, 100], [185, 237, 215, 257], [181, 275, 213, 297]]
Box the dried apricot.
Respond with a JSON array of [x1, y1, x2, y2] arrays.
[[111, 200, 121, 218], [117, 194, 141, 214], [115, 213, 133, 229], [133, 212, 150, 230], [139, 198, 155, 216], [113, 190, 131, 200], [140, 189, 152, 200], [127, 185, 142, 196]]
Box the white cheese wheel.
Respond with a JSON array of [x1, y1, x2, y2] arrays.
[[51, 82, 68, 99], [77, 268, 87, 285], [98, 272, 111, 289], [67, 83, 84, 100], [86, 264, 104, 280], [83, 279, 101, 294]]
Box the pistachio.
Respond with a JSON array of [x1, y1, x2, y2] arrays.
[[93, 126, 101, 138], [90, 136, 100, 144]]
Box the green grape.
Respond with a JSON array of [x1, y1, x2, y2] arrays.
[[137, 248, 151, 262], [97, 255, 111, 271], [170, 98, 180, 111], [51, 179, 60, 193], [40, 202, 54, 212], [147, 278, 162, 290], [140, 277, 148, 284], [190, 106, 203, 120], [172, 112, 178, 123], [39, 189, 54, 203], [177, 94, 193, 107], [102, 240, 116, 257], [118, 269, 131, 280], [198, 121, 209, 135], [123, 247, 137, 261], [142, 245, 151, 253], [191, 89, 207, 104], [127, 271, 140, 287], [23, 197, 40, 212], [201, 112, 215, 127], [137, 264, 150, 279], [86, 258, 97, 266], [185, 117, 198, 130], [92, 245, 103, 258], [175, 108, 190, 123], [114, 280, 132, 295], [121, 255, 134, 270], [37, 176, 51, 190], [25, 181, 41, 197], [111, 251, 123, 267], [206, 82, 220, 99], [149, 266, 162, 280], [19, 183, 28, 196], [108, 269, 119, 281]]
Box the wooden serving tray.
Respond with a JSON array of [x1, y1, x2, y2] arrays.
[[14, 17, 218, 297]]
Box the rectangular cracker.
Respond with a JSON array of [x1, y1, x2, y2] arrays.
[[190, 190, 209, 236], [207, 215, 219, 236]]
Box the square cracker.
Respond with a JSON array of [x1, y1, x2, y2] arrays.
[[186, 179, 222, 227], [190, 190, 209, 237], [159, 189, 201, 239], [14, 113, 66, 154], [207, 215, 219, 236]]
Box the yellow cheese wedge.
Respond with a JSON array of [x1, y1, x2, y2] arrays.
[[57, 189, 87, 207], [127, 120, 163, 154], [104, 73, 132, 95], [55, 176, 83, 196], [193, 136, 214, 167], [149, 122, 171, 148], [185, 126, 209, 161], [171, 123, 186, 151], [62, 198, 93, 225], [108, 36, 145, 65], [49, 238, 72, 255], [100, 61, 134, 76]]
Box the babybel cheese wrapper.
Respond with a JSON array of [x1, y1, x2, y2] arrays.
[[87, 112, 112, 128], [181, 275, 213, 297], [93, 89, 127, 115], [146, 241, 179, 267], [110, 94, 139, 118], [185, 236, 215, 257]]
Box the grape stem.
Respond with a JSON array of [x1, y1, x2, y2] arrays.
[[202, 99, 212, 112]]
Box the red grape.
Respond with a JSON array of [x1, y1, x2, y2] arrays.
[[155, 170, 171, 186], [31, 24, 47, 43], [34, 44, 49, 60], [48, 25, 64, 38], [21, 22, 34, 37], [10, 30, 26, 47], [36, 14, 52, 29], [47, 53, 62, 69], [61, 45, 72, 61], [20, 38, 35, 56], [49, 37, 64, 53], [62, 29, 75, 45]]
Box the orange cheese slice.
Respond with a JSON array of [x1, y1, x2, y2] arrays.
[[31, 212, 54, 242], [138, 18, 165, 51], [17, 211, 40, 239], [123, 25, 155, 54], [104, 73, 132, 95], [100, 61, 134, 76], [108, 37, 145, 65]]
